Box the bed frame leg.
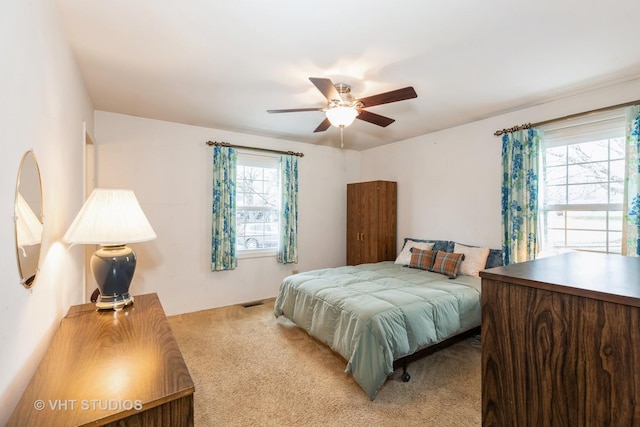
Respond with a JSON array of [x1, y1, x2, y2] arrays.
[[401, 364, 411, 382]]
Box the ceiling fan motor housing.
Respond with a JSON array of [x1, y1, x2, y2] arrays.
[[333, 83, 356, 105]]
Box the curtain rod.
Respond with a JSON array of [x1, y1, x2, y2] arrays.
[[493, 99, 640, 137], [206, 140, 304, 157]]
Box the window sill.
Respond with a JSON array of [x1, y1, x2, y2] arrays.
[[237, 248, 277, 259]]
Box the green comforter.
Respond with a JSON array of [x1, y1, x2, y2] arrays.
[[273, 261, 481, 400]]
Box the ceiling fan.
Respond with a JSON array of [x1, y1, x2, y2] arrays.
[[267, 77, 418, 137]]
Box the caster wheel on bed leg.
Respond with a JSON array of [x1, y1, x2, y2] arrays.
[[402, 372, 411, 382]]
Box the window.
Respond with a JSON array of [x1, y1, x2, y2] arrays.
[[235, 153, 280, 256], [540, 110, 625, 254]]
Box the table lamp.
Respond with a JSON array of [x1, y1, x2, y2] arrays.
[[63, 188, 157, 310]]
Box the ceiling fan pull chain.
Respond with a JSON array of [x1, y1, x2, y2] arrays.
[[340, 125, 344, 148]]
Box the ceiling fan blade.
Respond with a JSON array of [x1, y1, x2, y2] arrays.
[[267, 107, 323, 113], [356, 109, 395, 127], [313, 117, 331, 132], [357, 86, 417, 108], [309, 77, 342, 102]]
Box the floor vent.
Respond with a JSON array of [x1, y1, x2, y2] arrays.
[[241, 300, 264, 308]]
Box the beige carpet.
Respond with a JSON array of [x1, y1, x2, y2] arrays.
[[168, 299, 481, 426]]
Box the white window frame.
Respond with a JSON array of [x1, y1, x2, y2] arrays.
[[539, 109, 625, 255], [235, 151, 281, 259]]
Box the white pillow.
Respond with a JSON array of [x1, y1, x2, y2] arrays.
[[454, 243, 490, 277], [395, 240, 435, 265]]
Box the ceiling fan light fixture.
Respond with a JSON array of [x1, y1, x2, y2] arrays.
[[326, 106, 358, 128]]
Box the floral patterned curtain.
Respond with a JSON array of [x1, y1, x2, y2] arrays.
[[278, 155, 298, 264], [623, 106, 640, 256], [211, 146, 237, 271], [501, 128, 541, 264]]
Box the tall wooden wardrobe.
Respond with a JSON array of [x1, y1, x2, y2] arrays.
[[346, 180, 397, 265]]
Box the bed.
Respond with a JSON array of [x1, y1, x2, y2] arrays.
[[274, 239, 501, 400]]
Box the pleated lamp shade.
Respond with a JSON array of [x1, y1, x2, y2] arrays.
[[16, 192, 43, 248], [63, 189, 156, 245]]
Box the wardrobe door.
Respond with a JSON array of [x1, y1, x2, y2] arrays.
[[375, 181, 397, 262], [360, 181, 380, 263], [346, 182, 364, 265]]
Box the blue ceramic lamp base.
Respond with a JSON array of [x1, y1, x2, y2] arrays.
[[91, 244, 137, 310]]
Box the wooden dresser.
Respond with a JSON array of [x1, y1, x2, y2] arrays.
[[346, 180, 397, 265], [480, 252, 640, 426], [8, 293, 195, 426]]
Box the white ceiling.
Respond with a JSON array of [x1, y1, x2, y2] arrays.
[[54, 0, 640, 151]]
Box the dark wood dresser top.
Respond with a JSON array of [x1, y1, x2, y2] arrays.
[[8, 293, 194, 426], [480, 252, 640, 308]]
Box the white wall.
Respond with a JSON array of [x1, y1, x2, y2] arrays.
[[93, 111, 360, 315], [0, 0, 94, 422], [359, 78, 640, 251]]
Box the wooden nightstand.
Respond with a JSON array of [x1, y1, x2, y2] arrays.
[[8, 293, 195, 426]]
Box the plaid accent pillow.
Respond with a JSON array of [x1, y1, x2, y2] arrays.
[[431, 251, 465, 278], [408, 248, 438, 271]]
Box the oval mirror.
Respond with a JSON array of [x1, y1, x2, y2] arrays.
[[15, 151, 43, 288]]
